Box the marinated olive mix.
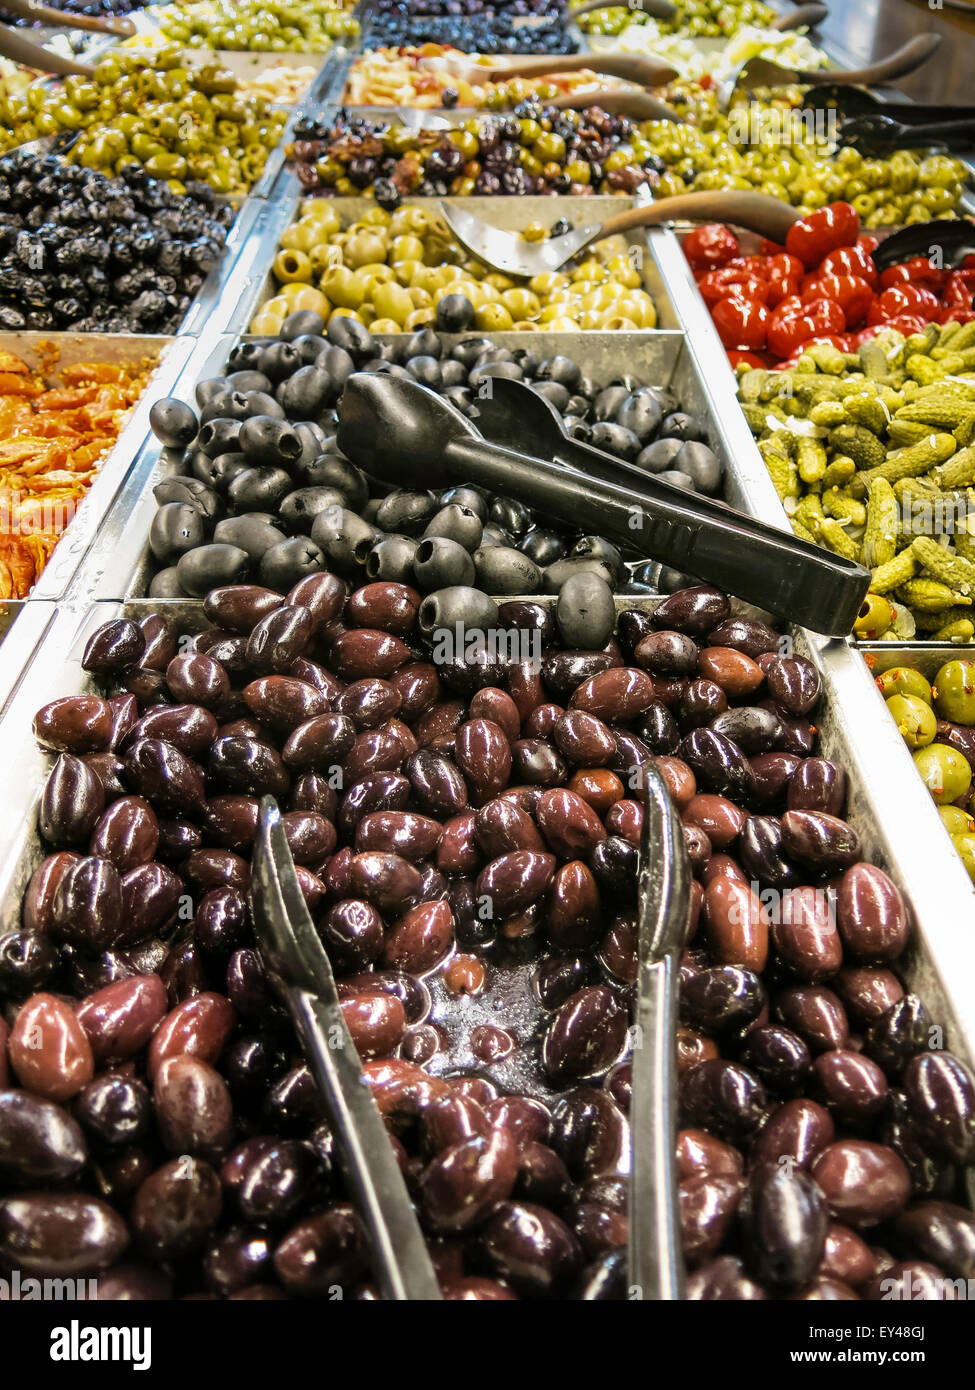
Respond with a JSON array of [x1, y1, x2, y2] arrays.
[[0, 151, 233, 333], [145, 312, 720, 608], [2, 578, 970, 1299]]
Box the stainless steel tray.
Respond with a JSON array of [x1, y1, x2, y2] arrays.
[[216, 191, 680, 339], [1, 596, 972, 1078], [0, 331, 195, 603], [0, 601, 56, 713], [72, 327, 737, 604]]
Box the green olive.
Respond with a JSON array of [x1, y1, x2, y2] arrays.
[[940, 805, 975, 835], [886, 694, 937, 750], [913, 743, 973, 805], [875, 666, 933, 705], [950, 832, 975, 882], [933, 660, 975, 724]]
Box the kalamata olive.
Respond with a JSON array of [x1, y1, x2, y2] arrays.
[[541, 985, 627, 1083], [864, 996, 931, 1079], [811, 1141, 911, 1227], [685, 1254, 767, 1300], [703, 877, 769, 972], [766, 655, 821, 716], [709, 706, 782, 755], [812, 1050, 888, 1128], [0, 1192, 128, 1276], [678, 1059, 767, 1143], [678, 729, 751, 800], [749, 752, 802, 806], [787, 758, 846, 817], [903, 1052, 975, 1164], [383, 901, 453, 975], [569, 667, 656, 722], [421, 1129, 518, 1233], [273, 1204, 367, 1295], [34, 697, 113, 754], [776, 986, 849, 1054], [147, 993, 236, 1080], [739, 1025, 811, 1095], [132, 1157, 222, 1258], [88, 797, 159, 873], [124, 739, 207, 816], [74, 1073, 151, 1148], [208, 735, 290, 799], [780, 811, 860, 873], [76, 974, 168, 1063], [895, 1201, 975, 1280], [771, 886, 843, 982], [39, 754, 105, 849], [741, 1166, 828, 1291], [154, 1056, 233, 1160], [8, 993, 93, 1102], [751, 1098, 835, 1172], [479, 1201, 582, 1298], [835, 863, 909, 962], [0, 1091, 86, 1182], [680, 966, 766, 1033]]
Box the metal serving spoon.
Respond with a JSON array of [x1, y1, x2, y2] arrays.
[[437, 190, 800, 278], [471, 375, 871, 636], [336, 373, 870, 637], [1, 0, 134, 35], [0, 24, 94, 75], [251, 797, 443, 1301], [717, 32, 942, 111]]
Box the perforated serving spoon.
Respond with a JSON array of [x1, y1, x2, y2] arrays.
[[716, 33, 942, 111], [437, 190, 800, 278], [767, 3, 828, 31], [336, 373, 870, 637]]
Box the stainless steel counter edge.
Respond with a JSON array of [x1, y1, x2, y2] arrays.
[[0, 602, 57, 723]]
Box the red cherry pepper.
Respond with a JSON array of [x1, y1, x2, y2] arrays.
[[766, 272, 800, 309], [766, 296, 844, 357], [697, 265, 763, 305], [785, 203, 860, 269], [878, 255, 946, 292], [818, 244, 879, 289], [712, 294, 770, 350], [800, 273, 875, 329], [682, 223, 741, 272], [867, 284, 941, 325]]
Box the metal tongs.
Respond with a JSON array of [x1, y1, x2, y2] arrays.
[[251, 796, 442, 1301], [336, 373, 871, 637], [631, 761, 690, 1300]]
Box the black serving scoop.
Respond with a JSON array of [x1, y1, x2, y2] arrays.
[[871, 218, 975, 275], [336, 373, 868, 637]]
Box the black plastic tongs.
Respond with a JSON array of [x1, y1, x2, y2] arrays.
[[336, 373, 870, 638], [251, 796, 442, 1301]]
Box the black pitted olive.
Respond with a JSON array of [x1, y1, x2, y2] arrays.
[[413, 537, 475, 591], [277, 366, 332, 420], [278, 488, 346, 534], [365, 536, 419, 585], [521, 529, 567, 568], [675, 441, 722, 494], [149, 569, 188, 599], [228, 467, 293, 513], [531, 381, 570, 413], [200, 393, 251, 427], [149, 504, 206, 565], [310, 508, 379, 576], [150, 398, 198, 449], [616, 393, 662, 444], [197, 418, 243, 457], [440, 486, 488, 520], [176, 545, 250, 598], [435, 294, 476, 333], [634, 438, 682, 474], [238, 416, 302, 467], [196, 377, 230, 409], [298, 453, 367, 512], [589, 423, 640, 461], [406, 356, 443, 389], [593, 385, 629, 422], [423, 504, 483, 553], [375, 490, 438, 535], [473, 547, 541, 595], [327, 317, 374, 360], [152, 477, 222, 523], [418, 587, 499, 637], [556, 573, 615, 650], [570, 536, 624, 580], [213, 516, 286, 561], [227, 371, 274, 394], [659, 411, 706, 443], [280, 310, 326, 341], [260, 538, 326, 591], [657, 471, 696, 493], [258, 341, 300, 382]]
